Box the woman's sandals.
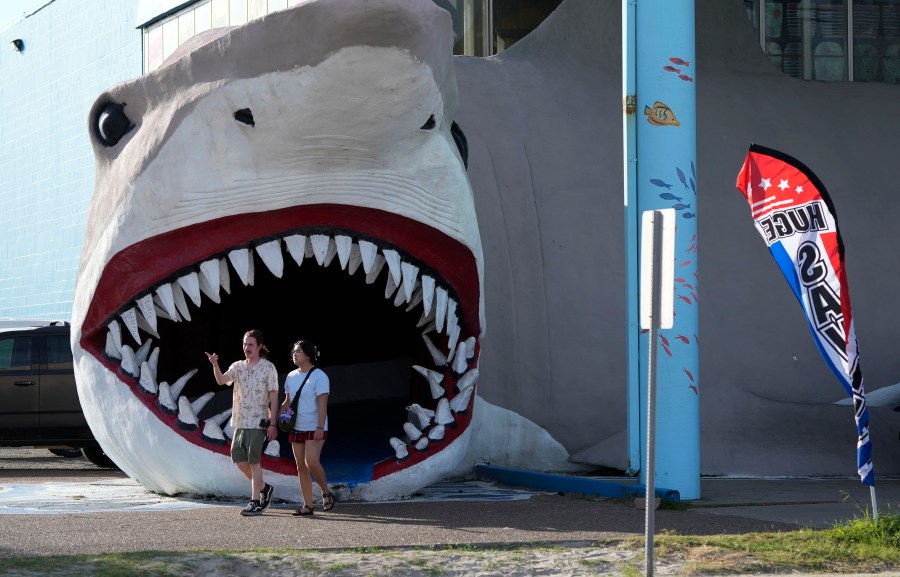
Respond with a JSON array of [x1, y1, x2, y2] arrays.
[[292, 504, 314, 516], [322, 492, 335, 511]]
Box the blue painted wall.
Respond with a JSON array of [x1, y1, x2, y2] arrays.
[[0, 0, 141, 320]]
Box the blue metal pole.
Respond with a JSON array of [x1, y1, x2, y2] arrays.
[[622, 0, 641, 478], [631, 0, 700, 499]]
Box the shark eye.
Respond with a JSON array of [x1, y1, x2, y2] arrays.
[[234, 108, 255, 126], [95, 102, 134, 147], [451, 121, 468, 169], [420, 115, 436, 130]]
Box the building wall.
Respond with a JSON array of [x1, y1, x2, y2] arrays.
[[0, 0, 141, 320]]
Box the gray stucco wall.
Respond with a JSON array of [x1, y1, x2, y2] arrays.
[[456, 0, 900, 478]]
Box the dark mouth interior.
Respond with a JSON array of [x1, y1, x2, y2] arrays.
[[167, 249, 440, 480]]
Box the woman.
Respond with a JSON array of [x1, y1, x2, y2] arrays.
[[280, 340, 334, 516]]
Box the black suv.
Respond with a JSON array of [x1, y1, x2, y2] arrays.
[[0, 320, 115, 467]]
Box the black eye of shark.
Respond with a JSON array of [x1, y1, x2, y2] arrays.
[[420, 115, 437, 130], [94, 102, 134, 147]]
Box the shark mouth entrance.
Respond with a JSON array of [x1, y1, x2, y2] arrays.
[[79, 203, 481, 487]]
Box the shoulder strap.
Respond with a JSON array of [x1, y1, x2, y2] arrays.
[[289, 367, 317, 412]]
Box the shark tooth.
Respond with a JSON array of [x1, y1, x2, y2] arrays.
[[421, 334, 447, 367], [218, 258, 232, 295], [401, 262, 419, 303], [208, 408, 232, 427], [135, 312, 159, 339], [450, 382, 475, 413], [120, 308, 141, 345], [134, 339, 153, 368], [464, 336, 476, 359], [414, 437, 429, 451], [138, 361, 158, 394], [420, 275, 435, 316], [412, 365, 445, 399], [335, 235, 352, 269], [154, 283, 179, 320], [427, 424, 445, 441], [158, 381, 177, 413], [348, 243, 362, 275], [264, 440, 281, 457], [228, 248, 252, 286], [435, 398, 454, 425], [169, 368, 198, 399], [135, 294, 158, 332], [107, 319, 122, 351], [323, 237, 338, 267], [284, 234, 307, 266], [392, 278, 407, 306], [406, 403, 432, 429], [177, 396, 200, 430], [170, 280, 192, 321], [256, 239, 284, 278], [310, 234, 330, 265], [177, 272, 202, 307], [147, 347, 160, 380], [120, 345, 139, 378], [446, 300, 458, 336], [190, 391, 215, 414], [365, 254, 386, 284], [452, 342, 468, 374], [385, 272, 399, 299], [201, 420, 227, 444], [358, 240, 378, 274], [404, 286, 424, 312], [198, 259, 222, 303], [403, 422, 422, 442], [389, 437, 409, 460], [456, 369, 479, 392], [152, 295, 176, 321], [435, 287, 448, 333], [104, 331, 122, 360], [383, 249, 402, 287]]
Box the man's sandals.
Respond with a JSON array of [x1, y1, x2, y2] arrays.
[[322, 492, 335, 511], [292, 504, 314, 516]]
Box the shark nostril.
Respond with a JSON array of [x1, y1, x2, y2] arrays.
[[234, 108, 255, 126], [420, 115, 436, 130]]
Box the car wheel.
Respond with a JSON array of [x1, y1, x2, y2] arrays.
[[81, 445, 118, 469], [48, 448, 84, 458]]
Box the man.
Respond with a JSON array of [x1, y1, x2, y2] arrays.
[[206, 329, 279, 516]]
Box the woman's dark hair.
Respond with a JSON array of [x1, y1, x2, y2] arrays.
[[292, 340, 319, 364], [244, 329, 270, 358]]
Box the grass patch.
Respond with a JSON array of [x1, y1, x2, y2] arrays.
[[654, 512, 900, 575]]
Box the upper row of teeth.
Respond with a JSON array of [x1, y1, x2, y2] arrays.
[[110, 233, 469, 362]]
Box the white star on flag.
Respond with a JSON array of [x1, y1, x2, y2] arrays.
[[795, 185, 804, 194], [759, 178, 772, 191], [778, 179, 790, 190]]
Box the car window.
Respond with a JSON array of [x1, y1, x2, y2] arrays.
[[0, 337, 33, 370], [45, 335, 73, 370]]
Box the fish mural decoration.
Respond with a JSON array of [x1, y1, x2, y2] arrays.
[[644, 101, 681, 126]]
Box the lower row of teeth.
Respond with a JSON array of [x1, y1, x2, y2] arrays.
[[99, 232, 480, 463]]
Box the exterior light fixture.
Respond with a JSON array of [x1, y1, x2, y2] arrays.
[[10, 39, 24, 52]]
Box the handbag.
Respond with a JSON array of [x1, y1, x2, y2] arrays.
[[277, 368, 317, 433]]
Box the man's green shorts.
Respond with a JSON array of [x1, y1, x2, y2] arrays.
[[231, 428, 267, 464]]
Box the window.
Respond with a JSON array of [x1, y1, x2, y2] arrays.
[[45, 336, 73, 371], [0, 337, 32, 371], [745, 0, 900, 82], [143, 0, 564, 72]]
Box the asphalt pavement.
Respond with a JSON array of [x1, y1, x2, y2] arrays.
[[1, 448, 898, 559]]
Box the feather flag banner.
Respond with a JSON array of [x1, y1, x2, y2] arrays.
[[735, 144, 874, 486]]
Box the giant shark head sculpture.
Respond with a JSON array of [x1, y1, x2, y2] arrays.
[[72, 0, 494, 500]]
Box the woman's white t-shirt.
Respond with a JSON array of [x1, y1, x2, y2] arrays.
[[283, 368, 330, 432]]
